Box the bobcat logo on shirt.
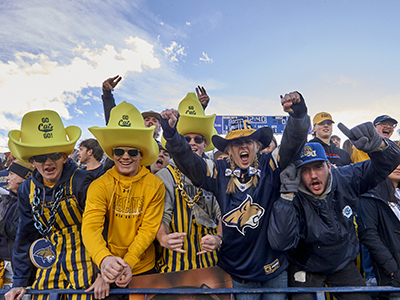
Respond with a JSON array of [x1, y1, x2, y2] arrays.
[[222, 194, 265, 235], [34, 246, 56, 264]]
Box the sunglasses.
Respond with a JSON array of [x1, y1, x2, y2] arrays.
[[185, 136, 205, 144], [318, 120, 333, 126], [31, 152, 65, 163], [113, 148, 141, 157]]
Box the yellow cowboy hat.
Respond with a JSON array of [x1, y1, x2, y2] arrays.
[[8, 110, 81, 163], [162, 93, 217, 152], [212, 118, 273, 153], [89, 101, 158, 166]]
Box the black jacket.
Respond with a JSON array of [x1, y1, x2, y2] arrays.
[[269, 139, 400, 273], [358, 183, 400, 288], [309, 137, 351, 166]]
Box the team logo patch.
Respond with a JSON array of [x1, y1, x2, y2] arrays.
[[264, 259, 280, 275], [30, 238, 56, 269], [222, 194, 265, 235], [300, 145, 316, 159], [342, 205, 353, 218]]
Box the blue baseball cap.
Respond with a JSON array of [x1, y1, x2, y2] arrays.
[[373, 115, 398, 126], [296, 143, 328, 168]]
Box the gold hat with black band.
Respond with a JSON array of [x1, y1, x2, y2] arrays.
[[212, 118, 273, 153]]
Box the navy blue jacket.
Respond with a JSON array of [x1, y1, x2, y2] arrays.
[[268, 139, 400, 274], [164, 113, 310, 282], [0, 191, 19, 261], [12, 160, 92, 287]]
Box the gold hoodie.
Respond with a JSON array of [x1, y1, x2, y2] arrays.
[[82, 165, 165, 275]]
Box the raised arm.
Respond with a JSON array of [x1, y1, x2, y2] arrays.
[[102, 75, 122, 125], [278, 91, 310, 170], [338, 122, 400, 193], [268, 163, 301, 251], [160, 109, 208, 187], [196, 86, 210, 110]]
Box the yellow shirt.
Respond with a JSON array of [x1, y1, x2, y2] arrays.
[[82, 165, 165, 274], [351, 148, 370, 164]]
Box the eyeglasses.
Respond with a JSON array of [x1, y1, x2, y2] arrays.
[[31, 152, 65, 163], [376, 122, 397, 128], [185, 136, 205, 144], [113, 148, 141, 157]]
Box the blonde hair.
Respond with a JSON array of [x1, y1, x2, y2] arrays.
[[225, 141, 261, 194]]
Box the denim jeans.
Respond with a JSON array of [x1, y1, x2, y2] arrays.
[[231, 270, 288, 300]]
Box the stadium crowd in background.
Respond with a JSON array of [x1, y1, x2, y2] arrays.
[[1, 79, 400, 300]]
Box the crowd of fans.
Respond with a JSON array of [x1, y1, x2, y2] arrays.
[[0, 76, 400, 300]]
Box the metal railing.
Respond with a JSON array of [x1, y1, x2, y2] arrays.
[[1, 286, 400, 300]]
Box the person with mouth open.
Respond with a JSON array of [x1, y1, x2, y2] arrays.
[[155, 92, 222, 273], [160, 91, 310, 300], [351, 114, 398, 164], [268, 121, 400, 300], [148, 142, 170, 174], [6, 109, 96, 300]]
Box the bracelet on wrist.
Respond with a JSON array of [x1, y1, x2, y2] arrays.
[[216, 234, 223, 246]]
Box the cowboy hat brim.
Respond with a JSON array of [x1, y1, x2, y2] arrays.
[[161, 114, 217, 152], [212, 126, 273, 153], [8, 126, 81, 163], [89, 126, 158, 166]]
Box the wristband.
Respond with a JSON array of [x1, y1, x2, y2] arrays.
[[216, 234, 223, 247]]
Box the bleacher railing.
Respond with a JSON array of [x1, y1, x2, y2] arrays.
[[1, 286, 400, 300]]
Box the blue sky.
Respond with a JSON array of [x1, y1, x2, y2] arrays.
[[1, 0, 400, 152]]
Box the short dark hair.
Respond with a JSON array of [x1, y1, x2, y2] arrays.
[[330, 135, 341, 142], [79, 139, 104, 162]]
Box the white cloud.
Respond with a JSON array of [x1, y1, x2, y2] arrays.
[[337, 75, 360, 87], [0, 36, 161, 131], [199, 52, 213, 63], [186, 22, 191, 26], [75, 107, 84, 115], [163, 41, 187, 62], [0, 135, 9, 153]]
